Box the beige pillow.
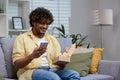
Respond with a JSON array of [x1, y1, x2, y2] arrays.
[[74, 47, 104, 74], [74, 47, 94, 53], [66, 51, 93, 77]]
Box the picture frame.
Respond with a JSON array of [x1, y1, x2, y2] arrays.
[[12, 17, 23, 29]]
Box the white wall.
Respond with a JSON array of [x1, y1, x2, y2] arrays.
[[70, 0, 100, 48], [70, 0, 120, 60]]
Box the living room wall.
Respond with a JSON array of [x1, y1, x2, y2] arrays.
[[70, 0, 120, 60]]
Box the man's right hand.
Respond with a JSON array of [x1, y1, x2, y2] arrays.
[[30, 46, 47, 59], [13, 46, 47, 70]]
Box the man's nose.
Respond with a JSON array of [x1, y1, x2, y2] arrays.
[[43, 24, 48, 28]]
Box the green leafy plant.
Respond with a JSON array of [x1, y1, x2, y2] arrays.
[[55, 24, 69, 38], [0, 8, 4, 13], [70, 33, 90, 48], [55, 24, 90, 48]]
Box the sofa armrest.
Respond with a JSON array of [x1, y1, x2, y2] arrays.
[[98, 60, 120, 80]]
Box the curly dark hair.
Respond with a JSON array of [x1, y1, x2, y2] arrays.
[[29, 7, 54, 27]]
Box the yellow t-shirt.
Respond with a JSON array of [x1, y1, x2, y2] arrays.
[[12, 30, 61, 80]]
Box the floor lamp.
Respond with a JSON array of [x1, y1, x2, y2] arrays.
[[92, 9, 113, 59]]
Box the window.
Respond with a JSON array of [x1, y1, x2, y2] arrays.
[[31, 0, 71, 37]]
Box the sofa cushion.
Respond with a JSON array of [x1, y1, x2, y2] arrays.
[[98, 60, 120, 80], [89, 48, 104, 74], [73, 47, 104, 74], [66, 51, 93, 77], [0, 37, 17, 78], [0, 44, 8, 77], [0, 75, 4, 80], [81, 74, 114, 80], [74, 48, 94, 53]]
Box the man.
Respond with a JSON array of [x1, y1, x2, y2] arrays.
[[12, 7, 80, 80]]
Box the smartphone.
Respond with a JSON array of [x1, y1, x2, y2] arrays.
[[40, 42, 48, 48]]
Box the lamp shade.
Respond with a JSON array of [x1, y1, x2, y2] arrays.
[[92, 9, 113, 26]]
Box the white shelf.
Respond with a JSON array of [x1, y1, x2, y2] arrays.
[[10, 0, 30, 2], [0, 0, 8, 37], [0, 13, 6, 16], [18, 0, 30, 2], [0, 0, 30, 37]]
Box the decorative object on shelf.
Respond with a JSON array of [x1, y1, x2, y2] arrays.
[[92, 9, 113, 59], [12, 17, 23, 30]]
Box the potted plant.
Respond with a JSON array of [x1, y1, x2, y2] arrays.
[[55, 24, 90, 48], [55, 24, 69, 38], [70, 33, 90, 48]]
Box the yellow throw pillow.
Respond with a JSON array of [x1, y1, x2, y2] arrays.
[[89, 48, 104, 74]]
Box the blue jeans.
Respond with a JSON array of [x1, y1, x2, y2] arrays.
[[32, 67, 80, 80]]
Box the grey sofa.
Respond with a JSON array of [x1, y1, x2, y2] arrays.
[[0, 37, 120, 80]]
